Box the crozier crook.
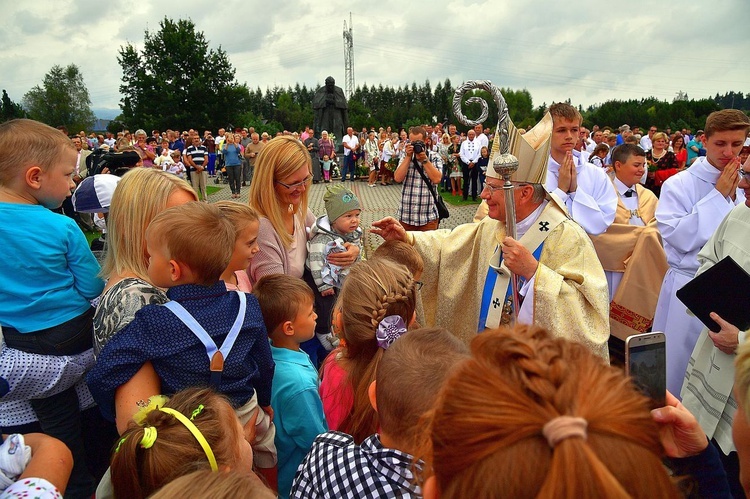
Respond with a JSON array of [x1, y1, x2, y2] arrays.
[[453, 81, 521, 323]]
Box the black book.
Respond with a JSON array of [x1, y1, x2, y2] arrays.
[[676, 256, 750, 332]]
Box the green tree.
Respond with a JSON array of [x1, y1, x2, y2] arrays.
[[118, 17, 250, 132], [1, 89, 26, 122], [22, 64, 95, 131]]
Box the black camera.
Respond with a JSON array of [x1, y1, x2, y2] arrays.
[[92, 151, 142, 176], [411, 140, 425, 155]]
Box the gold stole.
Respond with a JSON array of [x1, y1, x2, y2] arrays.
[[589, 184, 668, 339], [484, 199, 568, 329]]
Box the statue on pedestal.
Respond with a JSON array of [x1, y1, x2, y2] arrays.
[[313, 76, 348, 141]]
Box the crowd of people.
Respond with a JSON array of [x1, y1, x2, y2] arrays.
[[0, 102, 750, 499]]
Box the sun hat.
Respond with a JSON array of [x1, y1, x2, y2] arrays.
[[72, 174, 121, 213]]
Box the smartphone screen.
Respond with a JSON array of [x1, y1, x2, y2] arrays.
[[625, 332, 666, 408]]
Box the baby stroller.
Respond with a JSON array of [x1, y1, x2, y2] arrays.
[[213, 155, 229, 184], [214, 167, 229, 184]]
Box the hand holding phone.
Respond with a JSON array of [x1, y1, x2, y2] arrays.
[[651, 390, 708, 458]]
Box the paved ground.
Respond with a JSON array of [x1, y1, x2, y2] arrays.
[[206, 177, 479, 258]]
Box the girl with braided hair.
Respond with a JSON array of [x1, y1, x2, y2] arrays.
[[419, 325, 681, 499], [110, 387, 266, 499], [319, 259, 417, 444]]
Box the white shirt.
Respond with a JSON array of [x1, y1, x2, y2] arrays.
[[459, 138, 481, 164], [342, 134, 359, 156], [476, 133, 489, 150], [546, 151, 617, 235], [640, 135, 653, 151]]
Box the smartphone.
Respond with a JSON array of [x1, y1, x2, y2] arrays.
[[625, 332, 666, 408]]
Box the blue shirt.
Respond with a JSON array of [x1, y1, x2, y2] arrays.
[[270, 345, 327, 499], [0, 203, 103, 332], [687, 138, 703, 165], [87, 282, 274, 421], [223, 144, 242, 167]]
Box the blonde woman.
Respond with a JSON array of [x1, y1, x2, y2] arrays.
[[646, 132, 680, 196], [94, 168, 197, 354], [437, 133, 452, 191], [365, 130, 379, 187], [378, 131, 393, 186], [247, 136, 359, 365]]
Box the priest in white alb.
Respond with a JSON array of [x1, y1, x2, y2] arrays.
[[681, 162, 750, 489], [654, 109, 749, 397], [544, 103, 617, 236]]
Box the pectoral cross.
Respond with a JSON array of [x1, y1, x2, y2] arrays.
[[500, 297, 513, 325]]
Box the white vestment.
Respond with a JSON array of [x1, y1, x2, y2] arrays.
[[681, 203, 750, 454], [654, 156, 741, 396], [412, 199, 610, 360], [546, 151, 617, 235]]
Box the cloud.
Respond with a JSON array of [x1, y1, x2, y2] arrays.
[[1, 0, 748, 121]]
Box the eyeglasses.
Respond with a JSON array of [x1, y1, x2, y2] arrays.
[[739, 169, 750, 181], [414, 281, 424, 290], [275, 174, 312, 190], [482, 183, 504, 195], [482, 182, 529, 195]]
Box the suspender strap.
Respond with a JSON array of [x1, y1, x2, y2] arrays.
[[163, 291, 247, 389]]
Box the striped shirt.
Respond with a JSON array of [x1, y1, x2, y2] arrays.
[[184, 145, 207, 170]]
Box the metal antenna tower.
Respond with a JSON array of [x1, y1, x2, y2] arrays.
[[343, 13, 354, 99]]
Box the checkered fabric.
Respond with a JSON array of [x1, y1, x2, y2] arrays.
[[290, 432, 422, 498], [395, 150, 443, 226]]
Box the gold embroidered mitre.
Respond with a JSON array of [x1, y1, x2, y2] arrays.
[[486, 112, 553, 184]]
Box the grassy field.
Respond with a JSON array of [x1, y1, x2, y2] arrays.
[[439, 189, 482, 206]]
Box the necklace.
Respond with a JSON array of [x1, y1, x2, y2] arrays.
[[651, 149, 667, 162]]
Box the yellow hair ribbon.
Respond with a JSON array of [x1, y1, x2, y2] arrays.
[[139, 427, 158, 449], [159, 407, 218, 472]]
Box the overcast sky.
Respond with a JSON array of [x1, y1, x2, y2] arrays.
[[1, 0, 748, 121]]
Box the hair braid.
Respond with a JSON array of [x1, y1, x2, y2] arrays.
[[370, 278, 415, 328]]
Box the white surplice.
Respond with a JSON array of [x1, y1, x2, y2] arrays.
[[546, 151, 617, 236], [654, 156, 741, 397]]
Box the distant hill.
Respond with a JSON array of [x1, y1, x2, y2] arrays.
[[93, 108, 120, 120]]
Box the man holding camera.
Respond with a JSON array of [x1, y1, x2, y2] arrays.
[[394, 126, 443, 231]]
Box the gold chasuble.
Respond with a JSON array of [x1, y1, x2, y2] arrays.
[[590, 184, 668, 340], [413, 200, 610, 360]]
